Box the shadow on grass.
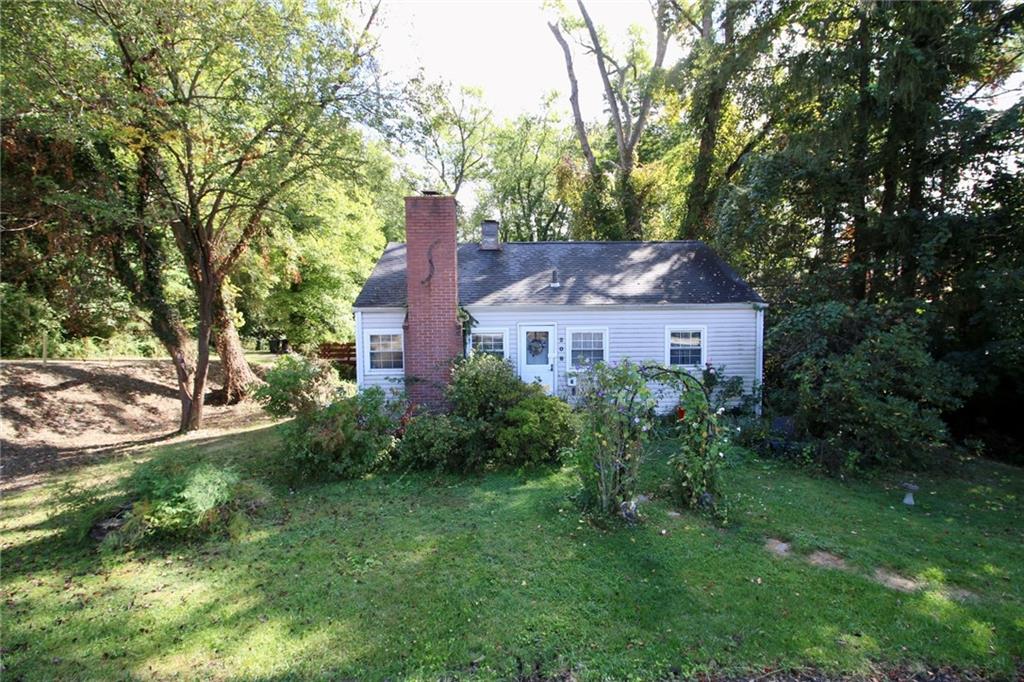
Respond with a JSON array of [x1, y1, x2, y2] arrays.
[[2, 432, 1023, 680]]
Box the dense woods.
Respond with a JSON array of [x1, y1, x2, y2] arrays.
[[2, 0, 1021, 457]]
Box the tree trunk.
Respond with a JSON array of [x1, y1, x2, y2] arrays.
[[107, 144, 197, 433], [213, 287, 262, 403], [849, 9, 874, 301], [186, 281, 215, 431], [154, 316, 196, 433], [681, 82, 725, 239], [618, 168, 644, 239]]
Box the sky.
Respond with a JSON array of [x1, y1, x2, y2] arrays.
[[374, 0, 673, 123]]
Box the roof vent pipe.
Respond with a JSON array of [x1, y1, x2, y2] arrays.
[[480, 219, 501, 251], [550, 269, 561, 288]]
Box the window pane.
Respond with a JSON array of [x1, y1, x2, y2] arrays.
[[668, 330, 701, 366], [369, 334, 403, 369], [525, 331, 549, 365], [471, 332, 504, 358], [571, 331, 605, 368]]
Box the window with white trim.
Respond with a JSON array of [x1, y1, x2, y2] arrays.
[[568, 328, 608, 370], [367, 332, 403, 371], [666, 327, 704, 368], [469, 329, 507, 359]]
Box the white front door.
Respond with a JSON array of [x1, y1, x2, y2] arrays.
[[519, 325, 556, 394]]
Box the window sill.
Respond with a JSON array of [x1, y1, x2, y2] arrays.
[[365, 369, 404, 377]]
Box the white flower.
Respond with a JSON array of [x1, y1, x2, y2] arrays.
[[719, 452, 725, 458], [716, 407, 725, 415]]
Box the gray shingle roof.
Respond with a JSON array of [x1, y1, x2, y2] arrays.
[[353, 241, 765, 308]]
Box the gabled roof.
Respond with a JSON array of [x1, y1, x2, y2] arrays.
[[353, 241, 765, 308]]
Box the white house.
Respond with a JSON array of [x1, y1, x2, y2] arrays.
[[353, 194, 765, 410]]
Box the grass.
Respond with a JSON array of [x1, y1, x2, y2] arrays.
[[2, 427, 1023, 680]]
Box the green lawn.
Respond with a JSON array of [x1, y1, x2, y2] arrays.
[[3, 426, 1022, 680]]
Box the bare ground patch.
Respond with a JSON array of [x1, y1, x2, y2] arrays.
[[806, 550, 848, 570], [1, 360, 272, 489], [763, 537, 975, 602]]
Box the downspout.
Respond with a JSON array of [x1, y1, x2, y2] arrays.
[[754, 304, 765, 416], [354, 310, 364, 390]]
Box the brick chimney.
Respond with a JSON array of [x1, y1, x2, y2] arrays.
[[404, 194, 462, 409]]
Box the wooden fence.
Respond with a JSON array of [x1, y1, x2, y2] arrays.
[[318, 342, 357, 367]]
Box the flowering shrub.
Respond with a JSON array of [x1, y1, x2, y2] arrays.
[[573, 361, 658, 516], [573, 360, 726, 520]]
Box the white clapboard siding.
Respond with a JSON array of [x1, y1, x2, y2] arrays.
[[355, 304, 761, 411], [354, 308, 407, 397]]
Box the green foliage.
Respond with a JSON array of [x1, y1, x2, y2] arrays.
[[572, 360, 726, 521], [446, 353, 531, 420], [495, 394, 577, 468], [667, 382, 726, 520], [283, 388, 400, 480], [572, 361, 658, 516], [395, 413, 473, 471], [772, 302, 968, 472], [106, 462, 271, 549], [233, 177, 391, 350], [255, 354, 344, 418], [0, 283, 62, 357], [442, 354, 575, 471], [472, 100, 573, 241]]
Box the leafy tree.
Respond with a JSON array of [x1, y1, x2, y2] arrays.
[[549, 0, 671, 239], [472, 102, 574, 241], [405, 79, 492, 200], [4, 0, 390, 429], [233, 179, 388, 349]]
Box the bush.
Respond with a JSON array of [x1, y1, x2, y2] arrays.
[[667, 384, 726, 520], [284, 387, 399, 479], [571, 361, 657, 516], [447, 354, 532, 420], [106, 462, 271, 548], [442, 354, 575, 471], [255, 354, 343, 417], [496, 394, 576, 467], [771, 301, 968, 472], [396, 413, 473, 471]]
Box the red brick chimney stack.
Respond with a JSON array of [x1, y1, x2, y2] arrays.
[[403, 194, 463, 409]]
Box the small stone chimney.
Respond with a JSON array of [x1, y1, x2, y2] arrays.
[[480, 219, 501, 250], [404, 194, 462, 409]]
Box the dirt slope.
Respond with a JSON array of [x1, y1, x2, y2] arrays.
[[1, 360, 269, 487]]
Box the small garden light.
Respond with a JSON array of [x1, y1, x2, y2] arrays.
[[901, 482, 919, 506]]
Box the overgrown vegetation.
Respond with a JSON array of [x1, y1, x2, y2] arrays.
[[281, 387, 402, 480], [254, 354, 346, 418], [572, 360, 727, 521], [769, 302, 968, 473], [399, 354, 576, 472], [5, 425, 1022, 679]]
